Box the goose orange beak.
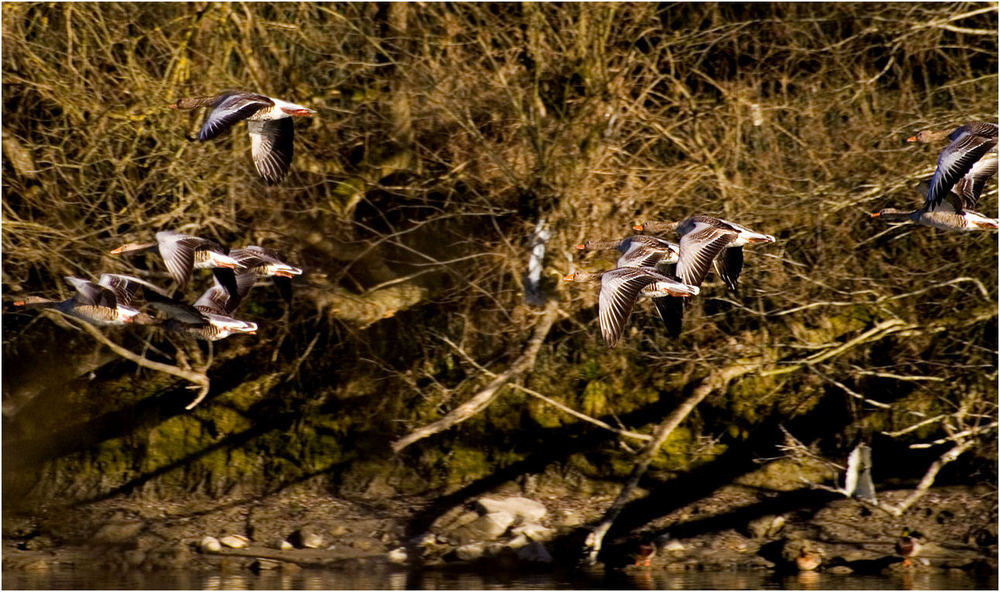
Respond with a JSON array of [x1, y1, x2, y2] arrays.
[[633, 223, 644, 231], [562, 273, 575, 281], [870, 212, 882, 218], [575, 243, 586, 250], [13, 300, 25, 306], [906, 135, 918, 142]]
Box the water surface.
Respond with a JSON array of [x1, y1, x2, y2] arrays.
[[3, 565, 995, 590]]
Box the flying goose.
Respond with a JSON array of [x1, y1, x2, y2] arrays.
[[907, 121, 997, 211], [634, 216, 775, 336], [871, 153, 999, 231], [576, 235, 680, 270], [171, 91, 315, 184], [577, 235, 683, 334], [160, 275, 257, 341], [110, 231, 244, 300], [229, 245, 303, 303], [563, 267, 698, 348], [634, 216, 776, 291], [13, 273, 167, 326]]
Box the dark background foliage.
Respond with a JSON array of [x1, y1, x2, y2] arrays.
[[2, 3, 996, 507]]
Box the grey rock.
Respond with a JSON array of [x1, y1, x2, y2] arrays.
[[450, 511, 515, 544], [511, 522, 552, 542], [515, 541, 553, 563], [431, 507, 480, 532], [123, 549, 146, 567], [220, 534, 249, 549], [200, 536, 222, 553], [455, 542, 486, 561], [747, 515, 785, 539], [475, 497, 547, 522], [505, 534, 531, 550], [251, 559, 281, 572], [387, 547, 408, 565], [553, 508, 582, 527], [411, 532, 436, 547], [20, 535, 53, 551], [290, 526, 325, 549], [94, 520, 144, 544]]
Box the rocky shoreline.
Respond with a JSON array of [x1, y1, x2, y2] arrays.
[[4, 470, 996, 580]]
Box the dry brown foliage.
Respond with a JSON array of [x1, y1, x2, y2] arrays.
[[2, 3, 997, 496]]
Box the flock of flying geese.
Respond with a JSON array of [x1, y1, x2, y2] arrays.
[[10, 90, 997, 352], [565, 121, 998, 349], [14, 91, 311, 340]]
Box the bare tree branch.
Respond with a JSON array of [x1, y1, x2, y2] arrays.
[[581, 364, 752, 565], [391, 299, 560, 453], [436, 332, 652, 442], [60, 314, 211, 409]]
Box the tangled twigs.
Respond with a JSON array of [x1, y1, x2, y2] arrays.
[[391, 299, 560, 453], [67, 316, 211, 409], [580, 364, 752, 565]]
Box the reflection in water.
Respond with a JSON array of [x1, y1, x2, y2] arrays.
[[2, 564, 996, 590], [796, 570, 821, 589]]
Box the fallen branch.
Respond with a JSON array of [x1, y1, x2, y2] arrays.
[[810, 439, 978, 517], [581, 364, 752, 565], [809, 366, 891, 409], [64, 315, 211, 409], [391, 298, 560, 453], [436, 333, 652, 443]]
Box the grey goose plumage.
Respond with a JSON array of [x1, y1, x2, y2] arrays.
[[563, 267, 698, 348], [907, 121, 997, 212], [634, 216, 775, 336], [576, 235, 685, 336], [110, 231, 244, 301], [635, 216, 776, 291], [576, 235, 680, 270], [14, 273, 168, 326], [171, 91, 315, 184], [229, 245, 303, 303], [158, 274, 258, 341], [872, 151, 998, 231]]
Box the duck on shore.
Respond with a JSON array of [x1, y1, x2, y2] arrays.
[[895, 528, 925, 568]]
